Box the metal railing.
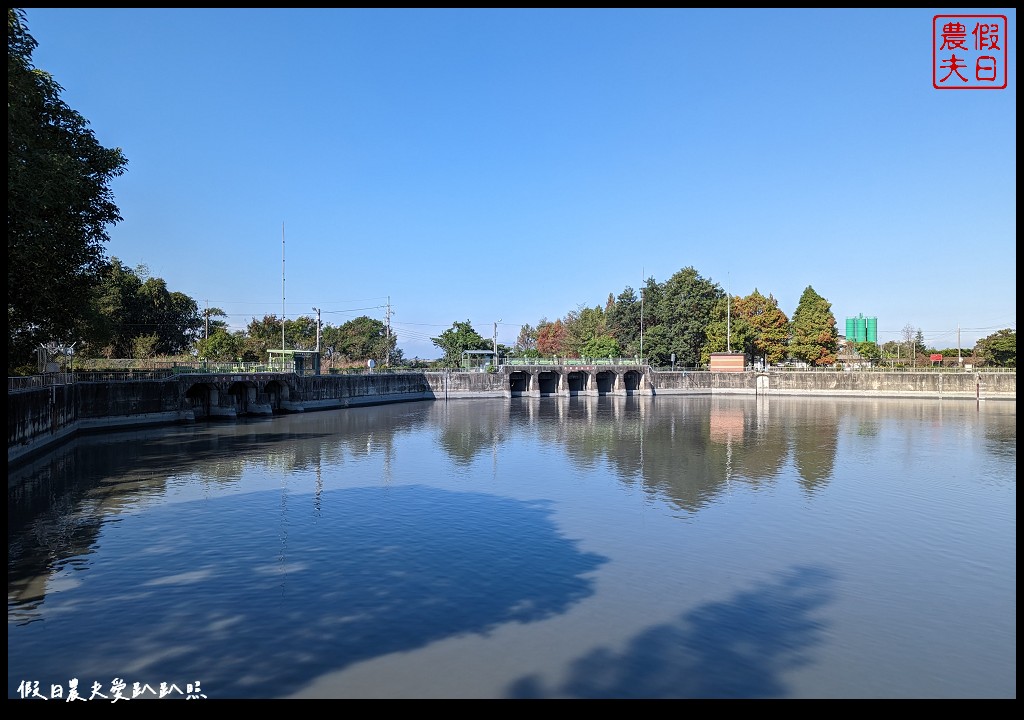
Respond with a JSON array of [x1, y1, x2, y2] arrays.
[[169, 361, 296, 375], [502, 357, 647, 367], [10, 362, 1015, 392], [756, 365, 1016, 373], [8, 373, 75, 392], [74, 370, 174, 381], [646, 364, 1017, 373]]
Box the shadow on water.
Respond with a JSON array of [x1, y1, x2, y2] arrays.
[[508, 565, 835, 699], [8, 484, 607, 699]]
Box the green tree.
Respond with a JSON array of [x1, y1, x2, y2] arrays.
[[636, 277, 664, 359], [581, 335, 621, 359], [88, 258, 146, 357], [855, 341, 881, 363], [286, 315, 319, 351], [333, 315, 392, 365], [606, 286, 641, 353], [202, 306, 229, 339], [647, 267, 723, 367], [563, 304, 607, 357], [701, 295, 753, 365], [975, 328, 1016, 367], [131, 334, 160, 360], [245, 314, 283, 357], [917, 331, 933, 356], [733, 289, 790, 366], [135, 275, 201, 355], [789, 286, 838, 366], [431, 320, 489, 368], [514, 323, 538, 355], [196, 329, 244, 362], [8, 9, 129, 371], [82, 259, 200, 358]]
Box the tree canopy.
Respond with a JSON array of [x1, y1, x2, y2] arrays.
[[431, 320, 489, 367], [644, 267, 723, 366], [733, 289, 790, 366], [8, 8, 128, 370], [789, 286, 838, 366], [975, 329, 1016, 367]]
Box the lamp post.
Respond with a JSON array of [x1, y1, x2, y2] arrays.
[[312, 307, 321, 353]]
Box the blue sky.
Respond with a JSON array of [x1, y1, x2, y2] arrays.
[[22, 8, 1016, 359]]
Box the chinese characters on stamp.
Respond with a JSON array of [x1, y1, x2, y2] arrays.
[[933, 14, 1008, 89]]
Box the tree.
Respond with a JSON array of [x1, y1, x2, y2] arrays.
[[855, 341, 881, 363], [431, 320, 489, 368], [332, 316, 392, 365], [514, 323, 538, 356], [733, 289, 790, 366], [975, 328, 1016, 367], [914, 328, 927, 361], [82, 259, 200, 358], [701, 295, 753, 365], [134, 275, 201, 355], [789, 286, 838, 366], [648, 267, 723, 367], [8, 9, 129, 371], [87, 258, 146, 358], [202, 306, 229, 339], [131, 334, 160, 360], [637, 277, 664, 359], [901, 323, 918, 367], [581, 335, 621, 358], [562, 304, 607, 357], [606, 286, 641, 353], [536, 318, 568, 356], [196, 329, 244, 362]]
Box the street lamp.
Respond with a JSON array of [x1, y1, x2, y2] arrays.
[[312, 307, 321, 353]]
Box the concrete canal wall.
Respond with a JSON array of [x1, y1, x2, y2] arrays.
[[650, 369, 1016, 399], [8, 369, 1015, 470]]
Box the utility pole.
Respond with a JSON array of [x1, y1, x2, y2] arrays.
[[312, 307, 321, 353], [726, 288, 731, 353], [205, 299, 209, 340], [958, 324, 962, 365], [494, 319, 501, 364], [281, 222, 286, 352], [640, 267, 644, 362], [385, 297, 392, 367]]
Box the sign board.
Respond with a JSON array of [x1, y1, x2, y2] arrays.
[[930, 354, 943, 362]]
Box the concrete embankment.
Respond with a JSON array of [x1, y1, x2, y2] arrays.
[[8, 369, 1014, 470]]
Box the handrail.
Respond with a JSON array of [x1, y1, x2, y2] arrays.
[[9, 364, 1016, 391], [502, 357, 647, 366]]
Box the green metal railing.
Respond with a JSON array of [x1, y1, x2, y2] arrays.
[[502, 357, 647, 366]]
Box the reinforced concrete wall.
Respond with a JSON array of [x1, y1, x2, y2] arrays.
[[8, 370, 1014, 470], [650, 370, 1015, 400]]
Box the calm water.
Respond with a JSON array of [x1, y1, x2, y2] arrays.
[[7, 395, 1016, 699]]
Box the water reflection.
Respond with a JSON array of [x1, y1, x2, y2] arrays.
[[7, 395, 1015, 699], [9, 484, 606, 698], [509, 565, 835, 699]]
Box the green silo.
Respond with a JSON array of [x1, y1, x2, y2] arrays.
[[845, 314, 876, 343]]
